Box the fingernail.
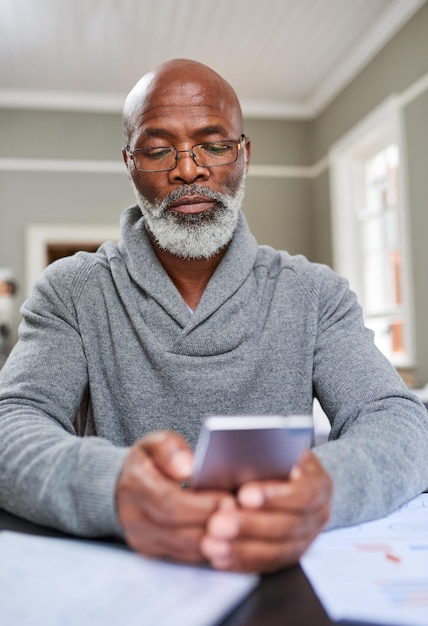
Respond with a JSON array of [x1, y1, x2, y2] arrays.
[[210, 514, 239, 538], [238, 486, 264, 508], [290, 466, 302, 480], [171, 450, 193, 477], [201, 537, 231, 558]]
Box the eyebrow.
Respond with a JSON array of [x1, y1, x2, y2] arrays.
[[142, 125, 230, 141], [143, 128, 171, 138]]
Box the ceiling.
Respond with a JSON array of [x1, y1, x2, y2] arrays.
[[0, 0, 425, 119]]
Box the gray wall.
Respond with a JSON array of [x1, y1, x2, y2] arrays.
[[1, 2, 427, 383], [308, 2, 428, 386], [241, 117, 312, 256]]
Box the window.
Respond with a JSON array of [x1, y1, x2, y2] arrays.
[[25, 225, 120, 294], [330, 97, 414, 367]]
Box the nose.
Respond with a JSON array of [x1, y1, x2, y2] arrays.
[[168, 149, 209, 184]]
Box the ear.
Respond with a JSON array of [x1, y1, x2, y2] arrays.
[[122, 146, 130, 168], [244, 137, 251, 174]]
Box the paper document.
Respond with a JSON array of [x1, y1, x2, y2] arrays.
[[301, 493, 428, 626], [0, 531, 258, 626]]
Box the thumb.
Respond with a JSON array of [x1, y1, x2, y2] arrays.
[[139, 430, 194, 481]]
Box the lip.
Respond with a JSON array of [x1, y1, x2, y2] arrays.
[[168, 195, 215, 214]]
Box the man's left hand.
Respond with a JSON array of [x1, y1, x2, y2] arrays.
[[200, 450, 332, 573]]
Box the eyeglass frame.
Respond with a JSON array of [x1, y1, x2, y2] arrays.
[[123, 134, 247, 173]]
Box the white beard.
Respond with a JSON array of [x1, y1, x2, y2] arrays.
[[130, 177, 246, 259]]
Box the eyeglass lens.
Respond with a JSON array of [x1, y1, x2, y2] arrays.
[[130, 139, 244, 172]]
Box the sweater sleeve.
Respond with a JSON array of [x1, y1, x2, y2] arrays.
[[0, 258, 129, 537], [311, 267, 428, 529]]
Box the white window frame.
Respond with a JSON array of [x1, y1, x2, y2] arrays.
[[329, 96, 415, 367], [26, 224, 120, 295]]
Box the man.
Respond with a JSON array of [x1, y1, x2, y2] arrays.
[[0, 59, 427, 574]]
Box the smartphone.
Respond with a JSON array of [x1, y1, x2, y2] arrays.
[[191, 414, 313, 491]]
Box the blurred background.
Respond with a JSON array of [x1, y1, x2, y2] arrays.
[[1, 0, 427, 388]]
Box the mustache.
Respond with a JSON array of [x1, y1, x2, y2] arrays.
[[160, 184, 227, 212]]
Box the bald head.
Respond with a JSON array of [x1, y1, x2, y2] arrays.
[[122, 59, 243, 144]]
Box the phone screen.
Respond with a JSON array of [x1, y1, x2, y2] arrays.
[[191, 415, 313, 490]]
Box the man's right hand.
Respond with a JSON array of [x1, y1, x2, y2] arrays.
[[115, 430, 228, 564]]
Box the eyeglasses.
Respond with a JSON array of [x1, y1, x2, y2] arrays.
[[124, 135, 247, 172]]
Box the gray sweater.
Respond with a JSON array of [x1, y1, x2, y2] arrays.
[[1, 207, 428, 537]]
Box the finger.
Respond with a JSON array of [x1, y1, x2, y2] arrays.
[[206, 503, 329, 544], [117, 449, 227, 563], [202, 493, 328, 573], [117, 445, 225, 527], [201, 533, 316, 573], [124, 509, 208, 564], [139, 430, 194, 481], [237, 452, 332, 514]]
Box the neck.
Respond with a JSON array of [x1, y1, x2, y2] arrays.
[[148, 231, 227, 310]]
